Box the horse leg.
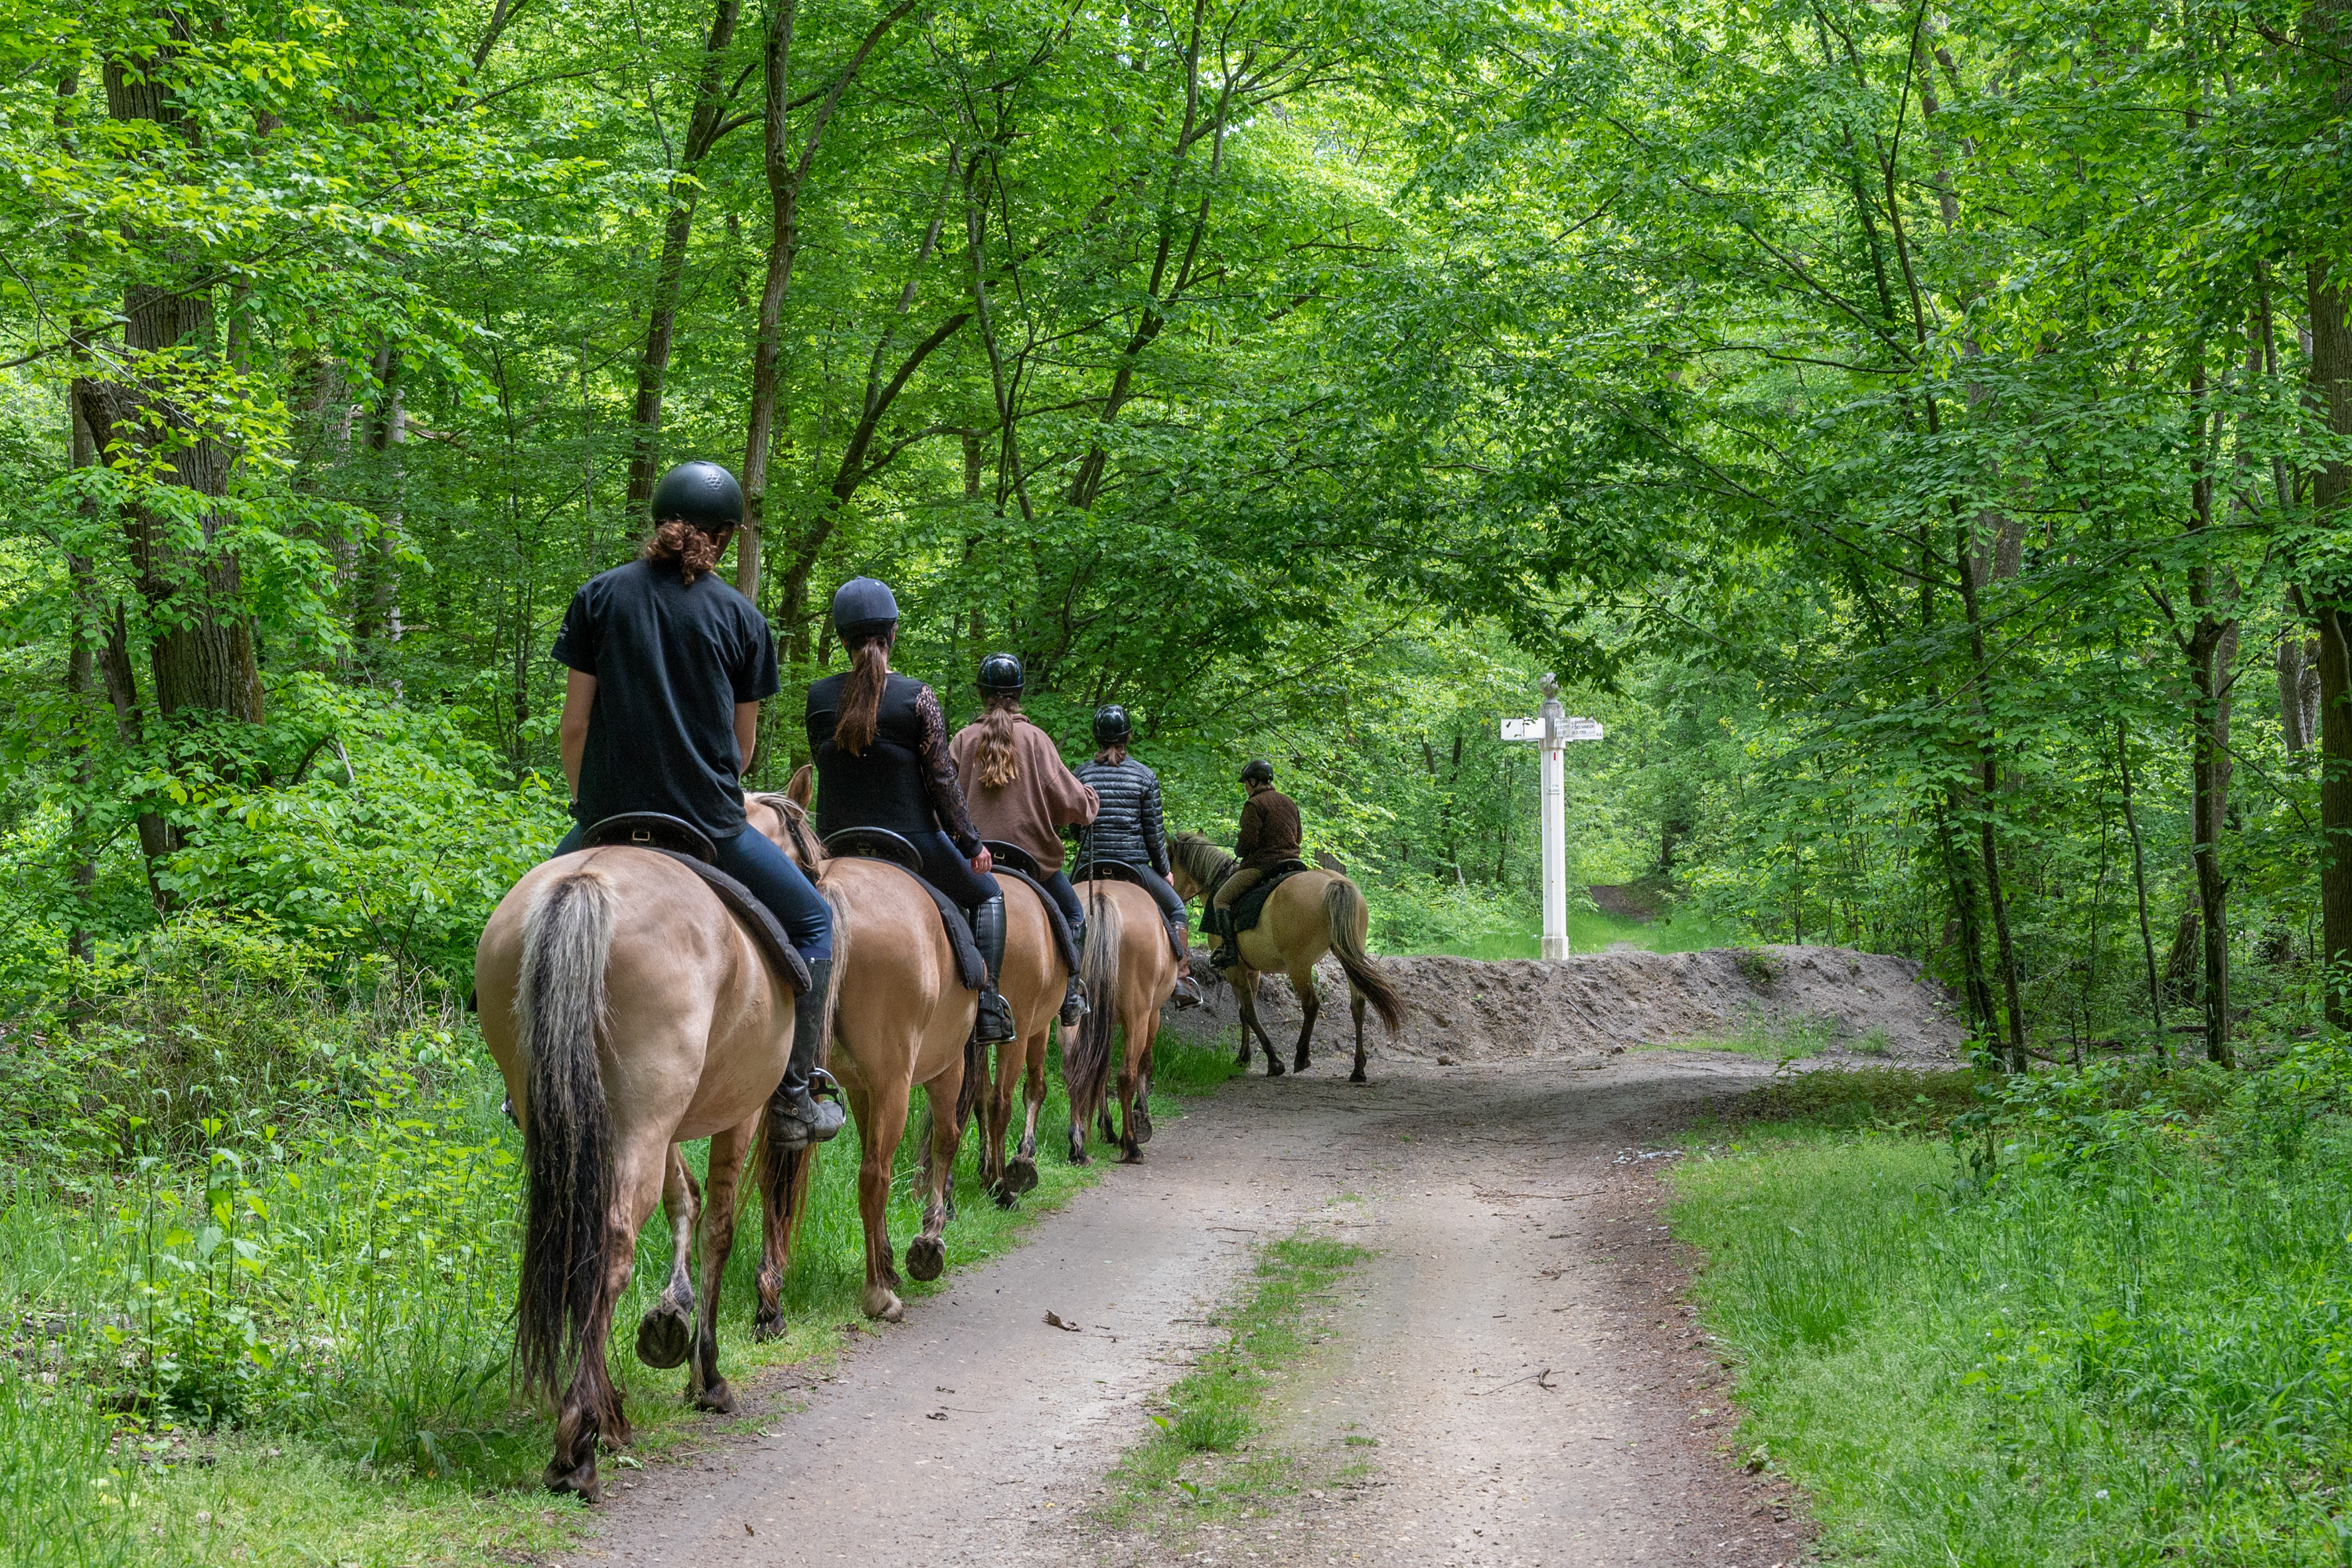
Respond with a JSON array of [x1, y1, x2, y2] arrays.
[[855, 1079, 910, 1322], [1350, 988, 1370, 1084], [1290, 967, 1322, 1074], [905, 1071, 962, 1283], [548, 1135, 666, 1501], [1117, 1012, 1159, 1162], [980, 1036, 1013, 1203], [1129, 1023, 1155, 1146], [1001, 1026, 1045, 1204], [1234, 977, 1284, 1079], [687, 1117, 755, 1413], [635, 1146, 699, 1371]]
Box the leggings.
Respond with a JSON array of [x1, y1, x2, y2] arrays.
[[558, 822, 832, 963], [907, 829, 1000, 909]]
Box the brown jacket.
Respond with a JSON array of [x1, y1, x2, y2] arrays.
[[1236, 787, 1302, 870], [949, 717, 1098, 872]]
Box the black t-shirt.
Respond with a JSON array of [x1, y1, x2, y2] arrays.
[[552, 558, 779, 841]]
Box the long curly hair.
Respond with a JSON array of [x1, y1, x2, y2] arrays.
[[641, 520, 732, 585], [972, 692, 1024, 789]]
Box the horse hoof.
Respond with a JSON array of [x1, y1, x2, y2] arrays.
[[1350, 1067, 1368, 1085], [1007, 1156, 1040, 1195], [544, 1457, 603, 1504], [862, 1287, 904, 1322], [1233, 1049, 1252, 1069], [635, 1304, 692, 1370], [751, 1310, 785, 1344], [1266, 1057, 1286, 1079], [1131, 1108, 1154, 1144], [1119, 1143, 1144, 1164], [992, 1184, 1020, 1210], [905, 1235, 947, 1282], [1294, 1052, 1310, 1073], [692, 1379, 739, 1415]]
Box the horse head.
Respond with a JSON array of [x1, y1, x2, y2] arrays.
[[1165, 830, 1228, 902], [747, 789, 826, 880]]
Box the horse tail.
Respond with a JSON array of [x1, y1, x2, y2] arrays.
[[1324, 879, 1405, 1034], [1065, 884, 1123, 1123], [513, 866, 618, 1407], [757, 884, 847, 1263]]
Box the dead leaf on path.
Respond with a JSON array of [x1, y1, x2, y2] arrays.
[[1045, 1311, 1081, 1331]]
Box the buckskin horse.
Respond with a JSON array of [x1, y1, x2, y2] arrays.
[[742, 779, 980, 1329], [1166, 832, 1405, 1081], [970, 854, 1070, 1205], [475, 831, 801, 1501], [1060, 873, 1184, 1162]]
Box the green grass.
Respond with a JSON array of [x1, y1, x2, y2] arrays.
[[0, 1022, 1243, 1568], [1656, 1010, 1841, 1060], [1670, 1052, 2352, 1567], [1101, 1231, 1368, 1531], [1395, 904, 1742, 960]]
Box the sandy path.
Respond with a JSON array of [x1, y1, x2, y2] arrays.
[[579, 1053, 1808, 1568]]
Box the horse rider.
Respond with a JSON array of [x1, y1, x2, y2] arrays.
[[550, 459, 843, 1150], [1206, 757, 1303, 971], [1073, 705, 1204, 1008], [805, 577, 1018, 1046], [948, 653, 1097, 1027]]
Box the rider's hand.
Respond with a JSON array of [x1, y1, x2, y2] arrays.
[[971, 846, 994, 875]]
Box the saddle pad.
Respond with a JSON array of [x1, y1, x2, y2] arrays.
[[1231, 860, 1311, 935], [994, 865, 1081, 976], [831, 852, 987, 992], [1071, 862, 1188, 963], [635, 847, 813, 996]]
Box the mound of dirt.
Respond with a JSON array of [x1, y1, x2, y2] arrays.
[[1162, 943, 1963, 1063]]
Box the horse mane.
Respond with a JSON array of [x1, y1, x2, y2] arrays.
[[747, 792, 826, 878], [1167, 831, 1235, 887]]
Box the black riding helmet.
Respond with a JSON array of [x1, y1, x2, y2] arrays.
[[650, 459, 745, 532], [1092, 704, 1132, 747], [831, 576, 900, 638], [1240, 757, 1275, 785], [977, 652, 1024, 694]]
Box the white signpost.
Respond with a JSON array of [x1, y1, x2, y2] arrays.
[[1501, 674, 1605, 959]]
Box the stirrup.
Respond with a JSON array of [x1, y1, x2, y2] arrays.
[[1170, 974, 1205, 1010], [808, 1066, 843, 1104], [1059, 977, 1089, 1028]]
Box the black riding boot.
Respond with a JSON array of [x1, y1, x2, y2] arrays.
[[971, 897, 1018, 1044], [1208, 903, 1241, 972], [1060, 915, 1089, 1028], [769, 958, 846, 1150]]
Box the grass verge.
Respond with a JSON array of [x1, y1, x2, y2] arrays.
[[0, 1024, 1242, 1568], [1099, 1231, 1368, 1535], [1670, 1048, 2352, 1567]]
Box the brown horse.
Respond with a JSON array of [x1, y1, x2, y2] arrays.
[[475, 842, 795, 1501], [972, 870, 1068, 1205], [1167, 833, 1405, 1081], [742, 781, 979, 1327], [1060, 878, 1182, 1162]]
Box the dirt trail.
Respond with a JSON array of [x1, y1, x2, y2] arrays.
[[580, 1054, 1812, 1568]]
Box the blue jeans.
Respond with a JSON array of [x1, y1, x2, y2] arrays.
[[557, 823, 832, 963]]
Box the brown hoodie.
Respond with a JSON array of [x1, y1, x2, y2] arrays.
[[948, 716, 1099, 872]]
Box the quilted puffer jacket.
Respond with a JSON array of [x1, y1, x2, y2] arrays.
[[1073, 755, 1168, 875]]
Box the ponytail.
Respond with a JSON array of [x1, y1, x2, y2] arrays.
[[642, 520, 731, 585], [973, 694, 1024, 789], [1092, 742, 1129, 766], [834, 633, 893, 755]]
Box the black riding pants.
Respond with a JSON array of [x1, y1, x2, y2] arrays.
[[908, 829, 1000, 908], [1038, 869, 1084, 931]]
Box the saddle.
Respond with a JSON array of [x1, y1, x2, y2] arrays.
[[578, 813, 811, 995], [1070, 856, 1187, 962], [982, 841, 1081, 976], [1223, 859, 1311, 936], [819, 826, 986, 991]]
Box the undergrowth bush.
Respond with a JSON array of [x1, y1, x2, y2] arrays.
[[1678, 1038, 2352, 1566]]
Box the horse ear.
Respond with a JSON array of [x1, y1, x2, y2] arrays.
[[786, 762, 815, 809]]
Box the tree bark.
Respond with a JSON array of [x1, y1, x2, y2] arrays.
[[77, 27, 264, 726], [2184, 352, 2236, 1064], [625, 0, 747, 512], [2311, 249, 2352, 1028], [2116, 717, 2165, 1040]]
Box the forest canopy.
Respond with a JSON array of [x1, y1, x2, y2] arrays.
[[4, 0, 2352, 1065]]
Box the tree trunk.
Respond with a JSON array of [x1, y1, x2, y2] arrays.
[[2116, 717, 2165, 1038], [354, 341, 406, 668], [2311, 246, 2352, 1028], [626, 0, 747, 513], [78, 30, 264, 727]]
